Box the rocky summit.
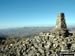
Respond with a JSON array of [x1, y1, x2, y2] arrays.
[[0, 13, 75, 56]]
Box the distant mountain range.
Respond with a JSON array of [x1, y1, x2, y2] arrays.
[[0, 27, 75, 38], [0, 27, 53, 38]]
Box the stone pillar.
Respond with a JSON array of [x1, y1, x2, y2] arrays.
[[56, 13, 67, 29], [51, 13, 69, 37]]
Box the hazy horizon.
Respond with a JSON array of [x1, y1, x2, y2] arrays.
[[0, 0, 75, 29]]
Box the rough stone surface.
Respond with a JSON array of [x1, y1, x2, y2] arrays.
[[56, 13, 67, 29], [0, 33, 75, 56]]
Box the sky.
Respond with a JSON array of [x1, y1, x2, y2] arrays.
[[0, 0, 75, 29]]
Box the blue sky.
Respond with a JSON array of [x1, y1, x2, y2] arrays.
[[0, 0, 75, 29]]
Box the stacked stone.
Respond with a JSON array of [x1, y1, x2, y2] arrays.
[[0, 32, 75, 56], [56, 13, 67, 29]]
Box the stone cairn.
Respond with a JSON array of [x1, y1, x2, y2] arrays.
[[0, 13, 75, 56]]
